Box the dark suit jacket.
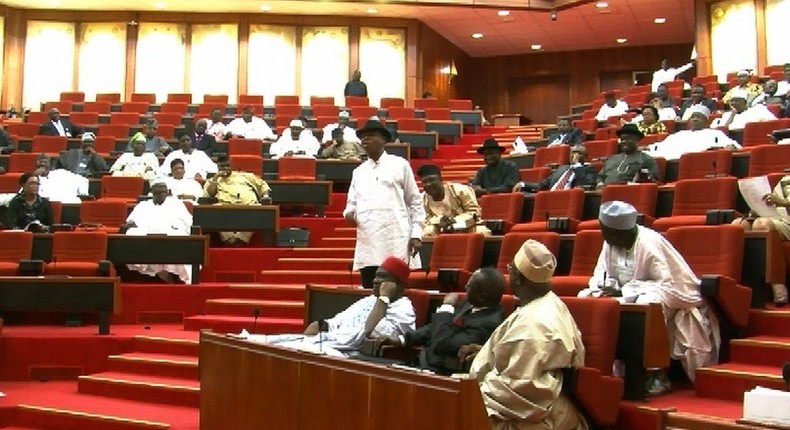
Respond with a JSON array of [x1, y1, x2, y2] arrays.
[[39, 119, 81, 138], [0, 129, 14, 154], [191, 133, 217, 156], [56, 149, 108, 178], [538, 163, 597, 191], [678, 99, 717, 118], [546, 128, 584, 146], [404, 301, 503, 374]]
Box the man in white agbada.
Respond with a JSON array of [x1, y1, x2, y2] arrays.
[[34, 154, 88, 204], [160, 134, 217, 180], [224, 105, 277, 141], [344, 119, 425, 288], [205, 109, 227, 141], [468, 239, 587, 430], [578, 201, 720, 395], [269, 118, 321, 159], [110, 139, 160, 181], [161, 159, 204, 203], [710, 91, 777, 131], [124, 180, 194, 284], [242, 256, 415, 357], [321, 110, 360, 145], [644, 111, 741, 161]]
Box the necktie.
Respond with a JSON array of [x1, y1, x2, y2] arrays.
[[553, 168, 573, 191]]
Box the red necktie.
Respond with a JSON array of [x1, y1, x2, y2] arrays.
[[553, 169, 573, 191]]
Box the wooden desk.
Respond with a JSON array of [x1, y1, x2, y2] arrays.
[[385, 120, 462, 144], [192, 205, 279, 244], [398, 131, 438, 158], [615, 303, 671, 401], [268, 180, 332, 215], [450, 110, 483, 132], [200, 331, 490, 430], [0, 276, 120, 335]]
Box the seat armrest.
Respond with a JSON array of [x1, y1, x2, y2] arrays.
[[18, 259, 44, 276], [563, 367, 624, 426], [547, 217, 570, 233], [705, 209, 736, 225], [437, 268, 461, 292], [197, 196, 218, 205], [77, 195, 96, 201], [190, 226, 202, 235], [484, 219, 505, 235], [700, 274, 752, 328], [51, 224, 75, 232], [98, 260, 113, 277]]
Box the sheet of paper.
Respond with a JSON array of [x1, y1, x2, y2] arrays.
[[738, 176, 781, 218]]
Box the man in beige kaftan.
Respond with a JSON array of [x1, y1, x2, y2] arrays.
[[469, 239, 587, 430], [417, 164, 490, 239]]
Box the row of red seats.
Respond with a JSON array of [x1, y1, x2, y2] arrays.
[[0, 230, 112, 278]]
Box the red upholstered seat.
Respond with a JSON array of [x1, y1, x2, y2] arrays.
[[45, 231, 111, 276], [68, 112, 99, 127], [228, 138, 263, 156], [533, 145, 570, 167], [512, 188, 585, 233], [518, 167, 551, 183], [96, 93, 121, 104], [110, 112, 141, 126], [414, 98, 439, 110], [351, 106, 377, 121], [131, 93, 156, 104], [27, 112, 49, 125], [497, 232, 561, 292], [31, 136, 67, 155], [0, 231, 34, 276], [197, 103, 226, 116], [742, 119, 790, 147], [157, 125, 175, 139], [676, 150, 733, 181], [50, 201, 62, 224], [153, 112, 183, 126], [275, 104, 301, 120], [167, 93, 192, 104], [230, 155, 263, 175], [8, 153, 39, 173], [275, 95, 299, 105], [583, 139, 618, 161], [665, 225, 751, 328], [82, 101, 112, 114], [552, 230, 604, 296], [100, 176, 144, 203], [594, 126, 617, 141], [203, 94, 228, 104], [60, 92, 85, 102], [316, 116, 337, 129], [79, 200, 128, 233], [345, 96, 369, 107], [278, 157, 316, 180], [312, 105, 339, 118], [408, 233, 484, 291], [577, 183, 658, 230], [479, 193, 524, 234], [748, 144, 790, 177], [651, 177, 737, 232], [0, 173, 22, 193], [120, 102, 149, 115], [388, 107, 414, 120], [380, 98, 405, 109], [6, 123, 39, 139], [397, 118, 425, 132], [239, 95, 264, 105], [92, 136, 115, 156], [310, 96, 335, 106], [44, 101, 74, 114], [447, 99, 472, 110], [403, 289, 430, 327], [424, 108, 451, 121], [159, 102, 188, 114]]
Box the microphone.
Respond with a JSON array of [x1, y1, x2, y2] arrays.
[[783, 362, 790, 391], [251, 307, 260, 334]]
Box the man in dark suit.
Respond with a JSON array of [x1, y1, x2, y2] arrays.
[[56, 132, 108, 177], [679, 84, 718, 120], [546, 118, 583, 146], [513, 144, 597, 192], [39, 108, 82, 138], [188, 118, 217, 155], [374, 267, 505, 375]]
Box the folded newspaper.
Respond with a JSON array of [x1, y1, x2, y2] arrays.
[[743, 386, 790, 426]]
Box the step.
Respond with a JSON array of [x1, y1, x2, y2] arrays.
[[287, 247, 355, 259], [746, 308, 790, 337], [78, 372, 199, 407], [330, 227, 357, 238], [695, 363, 785, 402], [182, 315, 303, 334], [276, 257, 354, 271], [204, 298, 304, 319], [729, 335, 790, 367], [107, 352, 199, 380], [133, 335, 199, 357], [319, 237, 357, 246], [259, 269, 358, 285], [15, 404, 170, 430]]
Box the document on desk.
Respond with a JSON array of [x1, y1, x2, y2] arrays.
[[738, 176, 780, 218]]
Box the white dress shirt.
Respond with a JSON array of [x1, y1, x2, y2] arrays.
[[160, 149, 217, 180], [163, 177, 204, 202], [595, 100, 630, 121], [651, 62, 694, 92], [710, 105, 777, 131]]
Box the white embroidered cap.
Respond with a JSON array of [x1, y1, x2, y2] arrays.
[[81, 132, 96, 142], [289, 119, 303, 128], [339, 110, 350, 119], [729, 88, 749, 100], [599, 200, 638, 230], [513, 239, 556, 283], [688, 104, 711, 117]]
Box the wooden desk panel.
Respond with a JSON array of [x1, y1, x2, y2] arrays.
[[268, 180, 332, 215], [616, 303, 670, 401], [192, 205, 279, 234]]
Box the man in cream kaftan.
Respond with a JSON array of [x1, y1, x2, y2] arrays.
[[470, 240, 587, 430], [417, 163, 489, 238], [578, 202, 719, 384], [343, 119, 425, 287]]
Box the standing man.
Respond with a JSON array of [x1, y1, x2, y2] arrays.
[[344, 119, 425, 288], [469, 239, 587, 430], [651, 59, 694, 93], [470, 139, 519, 197], [39, 108, 81, 138], [344, 70, 368, 97]]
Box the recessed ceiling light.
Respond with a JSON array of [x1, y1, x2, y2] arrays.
[[497, 10, 510, 17], [595, 1, 609, 8], [154, 1, 166, 9], [260, 4, 272, 11], [471, 33, 483, 39], [654, 17, 666, 24], [366, 7, 378, 14], [531, 44, 542, 50], [616, 38, 627, 44]]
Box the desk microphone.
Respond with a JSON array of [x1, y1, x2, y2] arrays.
[[251, 307, 260, 334], [783, 362, 790, 391]]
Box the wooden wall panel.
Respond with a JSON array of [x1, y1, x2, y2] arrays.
[[467, 43, 694, 122], [417, 23, 471, 106], [507, 76, 570, 124]]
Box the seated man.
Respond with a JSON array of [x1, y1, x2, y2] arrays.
[[469, 239, 587, 430], [204, 158, 271, 246], [189, 118, 217, 155], [595, 91, 629, 121], [269, 118, 321, 159], [160, 134, 217, 181], [321, 110, 360, 145], [4, 173, 53, 231], [110, 139, 160, 180], [514, 144, 597, 193], [39, 107, 81, 138], [205, 108, 227, 141], [320, 127, 364, 160], [0, 127, 15, 154], [578, 201, 720, 395], [56, 132, 108, 178], [710, 91, 776, 131], [243, 256, 416, 358], [546, 118, 583, 147], [124, 179, 195, 284], [375, 267, 505, 375], [34, 153, 88, 204], [224, 105, 277, 141], [417, 164, 490, 238], [750, 79, 784, 107], [126, 119, 171, 156], [679, 85, 718, 121], [722, 70, 762, 104], [652, 83, 678, 112], [470, 139, 519, 197], [163, 159, 204, 202], [776, 63, 790, 99], [644, 111, 740, 160], [597, 124, 660, 186]]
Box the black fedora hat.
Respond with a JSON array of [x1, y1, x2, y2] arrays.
[[356, 118, 391, 142], [476, 138, 506, 154], [615, 123, 645, 139]]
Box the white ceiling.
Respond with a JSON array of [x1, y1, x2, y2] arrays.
[[0, 0, 696, 57]]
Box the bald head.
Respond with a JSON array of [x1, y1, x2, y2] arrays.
[[466, 268, 505, 308]]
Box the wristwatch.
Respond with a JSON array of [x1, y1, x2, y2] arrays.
[[378, 296, 391, 305]]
